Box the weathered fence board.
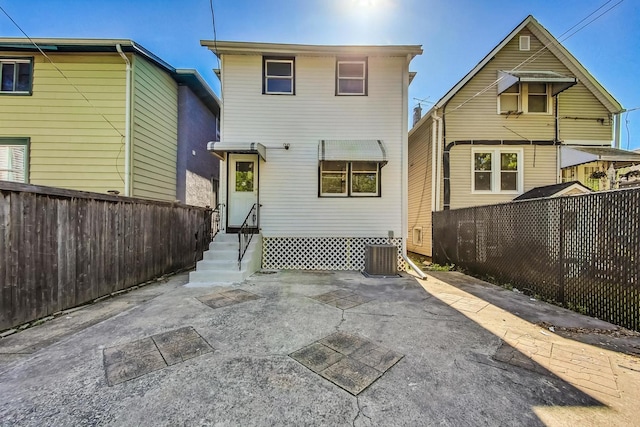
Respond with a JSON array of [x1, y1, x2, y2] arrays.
[[433, 188, 640, 332], [0, 181, 212, 331]]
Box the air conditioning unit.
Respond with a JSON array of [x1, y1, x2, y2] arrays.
[[364, 244, 397, 277]]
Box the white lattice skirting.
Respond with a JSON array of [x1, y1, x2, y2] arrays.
[[262, 237, 405, 271]]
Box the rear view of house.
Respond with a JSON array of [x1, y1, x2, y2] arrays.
[[408, 15, 624, 257], [0, 38, 220, 206], [191, 41, 422, 281]]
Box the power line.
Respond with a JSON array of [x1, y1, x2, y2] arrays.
[[442, 0, 624, 117], [0, 4, 125, 140], [209, 0, 221, 70]]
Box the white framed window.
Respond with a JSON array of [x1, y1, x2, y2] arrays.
[[412, 227, 423, 246], [519, 36, 530, 51], [320, 161, 380, 197], [1, 58, 33, 94], [0, 138, 29, 183], [472, 148, 522, 193], [263, 57, 294, 95], [498, 83, 551, 115], [336, 59, 367, 95]]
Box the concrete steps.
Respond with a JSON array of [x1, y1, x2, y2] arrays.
[[187, 233, 262, 287]]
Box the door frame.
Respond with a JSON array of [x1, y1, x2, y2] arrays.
[[226, 153, 260, 233]]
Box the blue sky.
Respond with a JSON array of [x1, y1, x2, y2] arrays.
[[2, 0, 639, 148]]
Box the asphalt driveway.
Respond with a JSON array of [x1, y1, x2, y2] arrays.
[[1, 270, 639, 426]]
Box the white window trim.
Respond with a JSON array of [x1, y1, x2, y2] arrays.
[[412, 227, 423, 246], [497, 83, 552, 115], [336, 59, 367, 96], [264, 58, 294, 95], [471, 147, 523, 194]]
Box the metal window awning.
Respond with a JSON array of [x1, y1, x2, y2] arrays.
[[561, 146, 640, 168], [318, 139, 388, 165], [207, 141, 267, 161], [497, 70, 577, 96]]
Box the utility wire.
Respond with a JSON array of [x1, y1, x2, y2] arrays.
[[0, 4, 125, 139], [209, 0, 221, 70], [442, 0, 624, 117]]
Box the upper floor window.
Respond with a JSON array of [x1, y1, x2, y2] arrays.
[[472, 148, 522, 193], [0, 138, 29, 183], [498, 83, 551, 114], [263, 57, 294, 95], [336, 59, 367, 95], [1, 58, 33, 94]]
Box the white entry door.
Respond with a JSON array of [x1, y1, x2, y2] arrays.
[[228, 154, 258, 229]]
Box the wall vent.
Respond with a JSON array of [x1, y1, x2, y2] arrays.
[[364, 244, 397, 276], [519, 36, 530, 51]]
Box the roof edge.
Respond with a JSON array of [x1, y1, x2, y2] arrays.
[[201, 40, 422, 58]]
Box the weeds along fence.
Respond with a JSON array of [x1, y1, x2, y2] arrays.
[[433, 188, 640, 332], [0, 182, 212, 331]]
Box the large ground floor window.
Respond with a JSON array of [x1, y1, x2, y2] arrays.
[[0, 138, 29, 183], [320, 161, 380, 197]]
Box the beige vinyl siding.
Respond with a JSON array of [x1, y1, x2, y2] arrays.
[[407, 119, 433, 256], [444, 28, 613, 144], [131, 56, 178, 201], [449, 144, 557, 209], [222, 55, 405, 237], [558, 84, 613, 142], [0, 52, 127, 192]]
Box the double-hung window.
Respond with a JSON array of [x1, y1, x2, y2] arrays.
[[0, 138, 29, 183], [263, 57, 294, 95], [472, 148, 522, 193], [1, 58, 33, 94], [336, 59, 367, 95], [320, 161, 380, 197], [499, 83, 550, 114]]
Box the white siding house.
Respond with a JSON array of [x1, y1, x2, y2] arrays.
[[202, 41, 422, 271]]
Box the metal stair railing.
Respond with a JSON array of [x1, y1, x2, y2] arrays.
[[238, 203, 258, 270]]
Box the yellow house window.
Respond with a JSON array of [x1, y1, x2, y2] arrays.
[[498, 83, 551, 114], [1, 58, 33, 94], [0, 138, 29, 183]]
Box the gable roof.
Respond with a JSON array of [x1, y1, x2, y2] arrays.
[[202, 40, 422, 59], [0, 38, 220, 115], [413, 15, 622, 132], [513, 181, 592, 201]]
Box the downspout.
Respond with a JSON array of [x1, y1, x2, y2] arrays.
[[614, 112, 622, 149], [555, 94, 561, 183], [116, 44, 132, 196], [438, 103, 447, 210], [430, 112, 438, 212], [401, 54, 409, 261]]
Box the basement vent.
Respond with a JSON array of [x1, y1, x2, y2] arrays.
[[364, 244, 398, 277], [519, 36, 530, 51]]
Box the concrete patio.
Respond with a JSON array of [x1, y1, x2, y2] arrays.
[[1, 269, 639, 426]]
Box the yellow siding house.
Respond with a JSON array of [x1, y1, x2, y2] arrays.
[[408, 16, 624, 257], [0, 39, 220, 203]]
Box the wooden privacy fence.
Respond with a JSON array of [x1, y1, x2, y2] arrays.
[[0, 182, 212, 331], [433, 188, 640, 332]]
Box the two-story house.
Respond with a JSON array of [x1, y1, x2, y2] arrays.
[[408, 15, 628, 257], [0, 38, 221, 206], [189, 41, 422, 283]]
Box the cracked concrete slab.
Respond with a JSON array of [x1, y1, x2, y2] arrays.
[[1, 270, 639, 426]]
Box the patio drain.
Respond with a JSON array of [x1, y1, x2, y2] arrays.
[[310, 289, 372, 310], [197, 289, 263, 309], [290, 332, 403, 395], [103, 326, 213, 386]]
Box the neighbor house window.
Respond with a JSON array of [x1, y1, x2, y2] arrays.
[[472, 148, 522, 193], [0, 139, 29, 183], [263, 57, 294, 95], [320, 161, 380, 197], [499, 83, 550, 114], [1, 58, 33, 94], [336, 59, 367, 95]]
